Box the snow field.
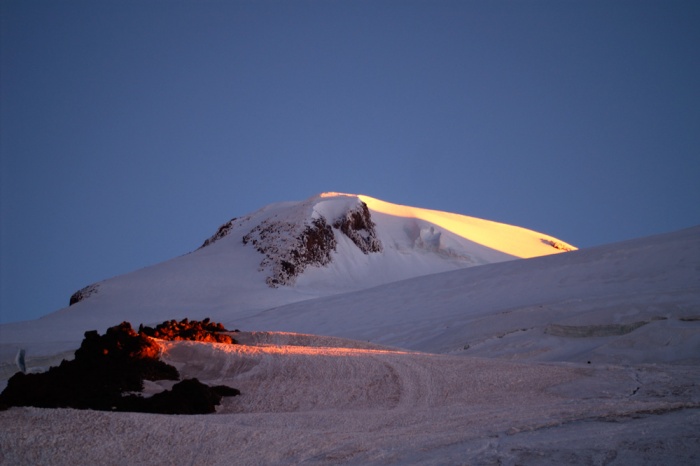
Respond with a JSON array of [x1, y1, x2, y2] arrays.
[[1, 198, 698, 464], [3, 333, 698, 465]]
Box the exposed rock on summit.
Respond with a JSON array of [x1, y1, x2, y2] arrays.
[[332, 201, 382, 254], [243, 217, 338, 287], [241, 199, 383, 287]]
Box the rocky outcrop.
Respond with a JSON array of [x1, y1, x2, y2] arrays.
[[542, 239, 576, 252], [69, 283, 99, 306], [117, 378, 240, 415], [0, 320, 239, 414], [200, 218, 237, 248], [243, 217, 337, 287], [139, 317, 236, 344], [197, 196, 384, 288], [332, 202, 382, 254], [241, 200, 383, 287]]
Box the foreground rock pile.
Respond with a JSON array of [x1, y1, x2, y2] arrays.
[[0, 320, 240, 414], [139, 317, 236, 344]]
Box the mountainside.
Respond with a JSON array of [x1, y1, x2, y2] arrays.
[[0, 193, 575, 359], [1, 196, 698, 464], [239, 225, 700, 365]]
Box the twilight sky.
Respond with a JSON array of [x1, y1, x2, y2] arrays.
[[1, 0, 699, 324]]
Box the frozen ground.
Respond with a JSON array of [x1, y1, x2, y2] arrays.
[[1, 333, 699, 465]]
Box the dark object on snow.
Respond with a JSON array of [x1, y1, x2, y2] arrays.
[[119, 378, 241, 414], [332, 201, 382, 254], [200, 218, 237, 248], [139, 317, 237, 344], [241, 200, 383, 288], [69, 283, 99, 305], [0, 321, 239, 414]]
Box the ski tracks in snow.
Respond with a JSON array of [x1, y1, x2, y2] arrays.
[[2, 333, 699, 465], [156, 336, 595, 460]]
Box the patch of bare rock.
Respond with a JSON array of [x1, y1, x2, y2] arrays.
[[0, 319, 239, 414], [139, 317, 236, 344]]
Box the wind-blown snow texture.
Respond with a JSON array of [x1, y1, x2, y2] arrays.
[[1, 193, 698, 465]]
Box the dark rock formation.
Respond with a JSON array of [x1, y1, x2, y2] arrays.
[[542, 238, 575, 252], [69, 283, 99, 306], [118, 378, 240, 414], [244, 217, 337, 287], [332, 202, 382, 254], [139, 317, 236, 344], [200, 218, 237, 248], [196, 197, 385, 288], [241, 200, 382, 287], [0, 321, 239, 414]]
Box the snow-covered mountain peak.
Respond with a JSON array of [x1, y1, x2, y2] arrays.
[[33, 192, 578, 340], [198, 192, 575, 290], [199, 193, 381, 287]]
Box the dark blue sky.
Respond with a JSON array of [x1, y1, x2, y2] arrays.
[[2, 0, 699, 323]]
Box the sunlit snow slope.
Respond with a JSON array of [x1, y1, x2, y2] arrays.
[[357, 194, 574, 258], [0, 193, 574, 359]]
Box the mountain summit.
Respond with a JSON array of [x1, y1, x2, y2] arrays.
[[195, 192, 575, 290]]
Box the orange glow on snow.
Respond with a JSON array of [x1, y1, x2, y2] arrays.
[[246, 345, 414, 357], [319, 192, 355, 198], [162, 338, 415, 358], [357, 194, 576, 258]]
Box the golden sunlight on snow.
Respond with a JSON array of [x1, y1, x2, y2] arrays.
[[357, 194, 577, 258]]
